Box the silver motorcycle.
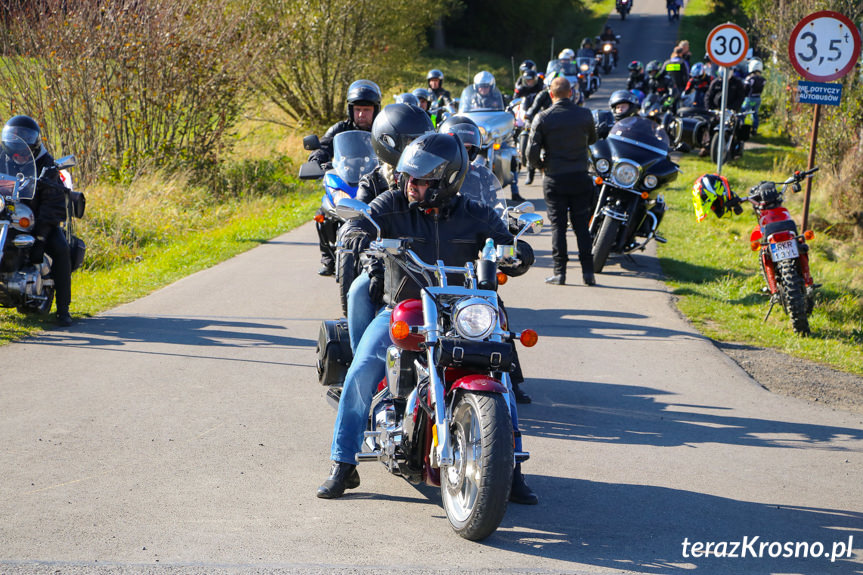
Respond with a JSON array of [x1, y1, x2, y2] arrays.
[[457, 85, 518, 188]]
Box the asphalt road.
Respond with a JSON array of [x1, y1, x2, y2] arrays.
[[2, 2, 863, 575]]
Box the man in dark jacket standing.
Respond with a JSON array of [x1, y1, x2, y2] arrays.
[[527, 77, 597, 286]]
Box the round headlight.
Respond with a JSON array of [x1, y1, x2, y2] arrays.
[[595, 158, 611, 174], [453, 298, 497, 340], [580, 63, 589, 72], [612, 162, 640, 188], [643, 174, 659, 189]]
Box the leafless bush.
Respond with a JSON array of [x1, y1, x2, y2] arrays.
[[0, 0, 256, 183], [250, 0, 449, 130]]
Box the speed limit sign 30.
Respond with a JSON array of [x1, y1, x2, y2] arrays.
[[707, 23, 749, 67], [789, 11, 861, 82]]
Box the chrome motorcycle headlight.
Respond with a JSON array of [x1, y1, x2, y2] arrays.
[[643, 174, 659, 189], [453, 297, 497, 340], [595, 158, 611, 174], [580, 63, 589, 72], [612, 161, 640, 188]]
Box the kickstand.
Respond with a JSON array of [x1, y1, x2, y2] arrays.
[[763, 300, 776, 322]]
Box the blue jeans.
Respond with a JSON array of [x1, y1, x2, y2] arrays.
[[331, 307, 392, 464], [347, 272, 379, 354]]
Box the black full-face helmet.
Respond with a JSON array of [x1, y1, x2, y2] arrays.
[[371, 103, 434, 167], [609, 90, 641, 120], [438, 115, 482, 162], [346, 79, 382, 122], [2, 115, 42, 157], [396, 133, 468, 209]]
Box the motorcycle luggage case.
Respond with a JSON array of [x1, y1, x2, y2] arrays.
[[675, 116, 706, 147], [315, 318, 352, 386]]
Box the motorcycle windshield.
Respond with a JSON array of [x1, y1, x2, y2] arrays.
[[332, 131, 377, 187], [460, 164, 501, 207], [545, 59, 579, 77], [607, 116, 671, 156], [576, 57, 594, 73], [458, 85, 504, 113], [0, 134, 37, 201]]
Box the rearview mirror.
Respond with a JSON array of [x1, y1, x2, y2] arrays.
[[303, 134, 321, 151], [55, 155, 77, 170], [334, 197, 370, 221], [509, 201, 534, 215], [515, 213, 543, 239]]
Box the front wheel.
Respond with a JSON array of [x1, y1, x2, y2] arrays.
[[441, 391, 513, 541], [620, 10, 627, 20], [592, 217, 621, 273], [710, 132, 728, 164], [777, 259, 810, 335]]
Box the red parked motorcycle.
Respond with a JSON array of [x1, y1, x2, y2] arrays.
[[693, 168, 819, 335]]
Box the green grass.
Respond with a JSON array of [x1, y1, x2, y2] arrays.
[[657, 135, 863, 375], [0, 188, 319, 343]]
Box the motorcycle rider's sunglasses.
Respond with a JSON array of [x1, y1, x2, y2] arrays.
[[408, 176, 432, 187]]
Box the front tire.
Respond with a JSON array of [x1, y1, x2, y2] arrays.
[[777, 259, 810, 335], [710, 132, 732, 164], [592, 217, 621, 273], [441, 391, 513, 541]]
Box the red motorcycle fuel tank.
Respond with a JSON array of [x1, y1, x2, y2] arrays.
[[390, 298, 424, 351]]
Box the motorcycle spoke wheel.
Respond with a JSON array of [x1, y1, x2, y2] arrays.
[[441, 391, 513, 541], [592, 217, 620, 274]]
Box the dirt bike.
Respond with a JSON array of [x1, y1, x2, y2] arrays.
[[317, 197, 543, 540], [0, 134, 85, 314], [711, 168, 820, 335], [299, 131, 378, 315]]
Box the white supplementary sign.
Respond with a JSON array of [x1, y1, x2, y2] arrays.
[[706, 23, 749, 68], [788, 10, 862, 82]]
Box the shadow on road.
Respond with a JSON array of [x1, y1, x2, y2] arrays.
[[491, 476, 861, 574], [519, 378, 863, 450], [25, 315, 316, 365], [506, 306, 702, 342]]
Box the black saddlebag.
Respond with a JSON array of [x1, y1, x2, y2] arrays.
[[434, 338, 514, 372], [315, 318, 352, 386]]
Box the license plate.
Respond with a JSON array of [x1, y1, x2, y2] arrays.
[[770, 239, 799, 261]]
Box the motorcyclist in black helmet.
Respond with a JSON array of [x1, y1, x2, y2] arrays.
[[438, 115, 500, 207], [598, 25, 619, 66], [1, 115, 73, 325], [311, 79, 382, 275], [318, 132, 537, 504], [514, 69, 542, 100], [577, 37, 595, 60], [426, 69, 452, 106], [609, 89, 641, 122], [627, 60, 649, 93], [341, 103, 434, 355], [411, 88, 432, 114]]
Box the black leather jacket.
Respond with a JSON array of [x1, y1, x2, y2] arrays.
[[356, 165, 396, 204], [308, 119, 369, 167], [525, 89, 552, 123], [2, 150, 66, 237], [527, 98, 597, 176], [707, 75, 745, 110], [341, 190, 532, 306]]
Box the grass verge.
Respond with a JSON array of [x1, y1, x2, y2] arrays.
[[657, 135, 863, 375], [0, 187, 319, 343]]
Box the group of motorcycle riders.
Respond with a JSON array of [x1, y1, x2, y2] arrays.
[[307, 28, 769, 505]]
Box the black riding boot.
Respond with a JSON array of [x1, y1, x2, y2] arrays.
[[510, 463, 538, 505], [316, 462, 360, 499]]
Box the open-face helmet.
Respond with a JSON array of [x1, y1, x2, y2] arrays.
[[608, 90, 640, 121]]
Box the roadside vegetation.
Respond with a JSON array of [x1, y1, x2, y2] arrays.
[[659, 0, 863, 374], [0, 0, 610, 342]]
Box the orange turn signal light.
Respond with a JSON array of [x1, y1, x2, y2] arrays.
[[750, 241, 761, 251], [391, 320, 410, 340], [18, 217, 31, 228], [519, 329, 538, 347], [804, 230, 815, 240], [313, 214, 325, 223], [496, 271, 508, 285], [640, 191, 650, 199], [493, 142, 501, 150], [594, 176, 603, 185]]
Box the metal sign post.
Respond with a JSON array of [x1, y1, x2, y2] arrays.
[[788, 10, 861, 231], [706, 23, 749, 174]]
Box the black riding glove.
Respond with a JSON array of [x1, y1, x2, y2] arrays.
[[365, 257, 385, 306], [500, 240, 534, 277]]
